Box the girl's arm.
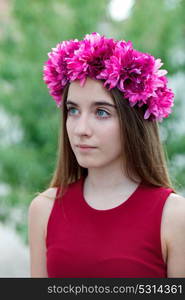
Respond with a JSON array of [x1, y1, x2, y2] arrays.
[[165, 193, 185, 277], [28, 188, 57, 277]]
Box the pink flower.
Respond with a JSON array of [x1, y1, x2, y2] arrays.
[[43, 39, 79, 106], [144, 81, 174, 122], [67, 33, 116, 85]]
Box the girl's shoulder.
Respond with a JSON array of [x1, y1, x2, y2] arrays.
[[162, 192, 185, 249], [162, 192, 185, 276], [28, 187, 58, 237], [29, 187, 58, 210], [164, 192, 185, 220]]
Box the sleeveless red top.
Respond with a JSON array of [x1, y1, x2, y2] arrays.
[[46, 177, 174, 278]]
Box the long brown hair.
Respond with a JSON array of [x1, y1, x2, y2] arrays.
[[48, 80, 176, 197]]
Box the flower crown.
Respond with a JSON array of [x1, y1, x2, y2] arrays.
[[43, 32, 174, 122]]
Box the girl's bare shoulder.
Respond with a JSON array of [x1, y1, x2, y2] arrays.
[[28, 187, 58, 229], [162, 192, 185, 277], [164, 192, 185, 218], [162, 192, 185, 244], [29, 187, 58, 208]]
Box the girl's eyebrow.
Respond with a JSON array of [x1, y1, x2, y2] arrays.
[[66, 100, 116, 108]]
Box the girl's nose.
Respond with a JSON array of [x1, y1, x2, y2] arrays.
[[74, 114, 92, 136]]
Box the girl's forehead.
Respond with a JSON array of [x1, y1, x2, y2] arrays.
[[67, 78, 114, 104]]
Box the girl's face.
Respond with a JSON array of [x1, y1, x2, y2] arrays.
[[66, 77, 122, 169]]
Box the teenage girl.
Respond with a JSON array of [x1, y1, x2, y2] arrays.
[[28, 33, 185, 278]]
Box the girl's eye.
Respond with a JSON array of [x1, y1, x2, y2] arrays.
[[96, 109, 110, 118], [67, 107, 79, 115]]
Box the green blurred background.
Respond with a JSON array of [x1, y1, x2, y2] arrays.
[[0, 0, 185, 244]]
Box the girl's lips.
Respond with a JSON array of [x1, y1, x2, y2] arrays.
[[76, 145, 96, 148], [76, 145, 97, 151]]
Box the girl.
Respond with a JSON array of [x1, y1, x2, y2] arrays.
[[28, 33, 185, 278]]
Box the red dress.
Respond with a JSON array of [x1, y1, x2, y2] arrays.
[[46, 176, 174, 278]]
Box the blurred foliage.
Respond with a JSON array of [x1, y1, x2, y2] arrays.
[[0, 0, 185, 242]]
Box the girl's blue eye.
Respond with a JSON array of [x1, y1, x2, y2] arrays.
[[67, 107, 78, 115], [96, 109, 110, 118]]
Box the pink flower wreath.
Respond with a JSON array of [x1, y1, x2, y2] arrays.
[[43, 32, 174, 122]]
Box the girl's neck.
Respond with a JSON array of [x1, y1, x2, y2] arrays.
[[85, 167, 141, 196]]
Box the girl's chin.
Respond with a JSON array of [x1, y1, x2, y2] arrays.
[[78, 163, 95, 168], [76, 160, 99, 169]]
